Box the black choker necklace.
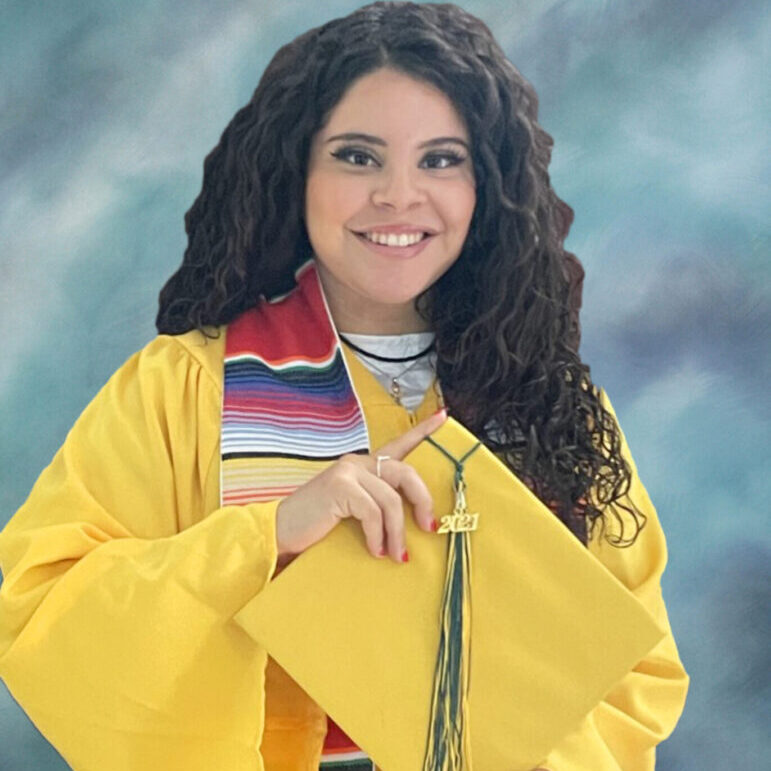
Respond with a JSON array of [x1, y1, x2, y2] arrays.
[[338, 333, 435, 363]]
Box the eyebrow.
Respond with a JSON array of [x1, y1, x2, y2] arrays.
[[325, 132, 470, 152]]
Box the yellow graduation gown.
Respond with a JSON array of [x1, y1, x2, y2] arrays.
[[0, 329, 689, 770]]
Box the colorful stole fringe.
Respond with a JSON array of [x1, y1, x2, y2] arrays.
[[222, 257, 473, 770]]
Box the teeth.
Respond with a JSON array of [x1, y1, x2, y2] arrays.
[[362, 231, 426, 247]]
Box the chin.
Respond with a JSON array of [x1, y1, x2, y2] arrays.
[[364, 284, 427, 307]]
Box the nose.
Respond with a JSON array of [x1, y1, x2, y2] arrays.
[[370, 164, 428, 210]]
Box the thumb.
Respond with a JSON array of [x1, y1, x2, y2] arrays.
[[375, 408, 448, 461]]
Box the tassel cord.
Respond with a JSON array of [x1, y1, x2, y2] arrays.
[[421, 437, 481, 771], [423, 437, 483, 492]]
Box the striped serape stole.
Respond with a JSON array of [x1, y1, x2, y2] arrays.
[[220, 258, 377, 768], [320, 715, 376, 769], [221, 258, 370, 505]]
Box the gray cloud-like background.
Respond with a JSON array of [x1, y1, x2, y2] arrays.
[[1, 0, 769, 768]]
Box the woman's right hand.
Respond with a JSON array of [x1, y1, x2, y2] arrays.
[[274, 409, 448, 566]]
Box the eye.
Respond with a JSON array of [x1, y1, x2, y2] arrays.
[[329, 146, 468, 170], [422, 151, 466, 170], [330, 147, 379, 167]]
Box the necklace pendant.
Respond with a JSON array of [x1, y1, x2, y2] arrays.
[[390, 378, 403, 406]]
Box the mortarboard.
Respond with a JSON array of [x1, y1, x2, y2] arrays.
[[234, 416, 665, 770]]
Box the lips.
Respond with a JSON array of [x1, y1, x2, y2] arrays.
[[354, 225, 438, 236]]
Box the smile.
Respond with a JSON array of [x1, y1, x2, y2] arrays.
[[360, 231, 428, 246], [352, 230, 436, 259]]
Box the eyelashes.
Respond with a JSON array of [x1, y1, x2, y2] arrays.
[[330, 145, 467, 170]]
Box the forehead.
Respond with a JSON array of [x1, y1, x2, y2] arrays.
[[320, 68, 469, 140]]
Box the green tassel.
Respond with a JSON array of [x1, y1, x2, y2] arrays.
[[422, 439, 481, 771]]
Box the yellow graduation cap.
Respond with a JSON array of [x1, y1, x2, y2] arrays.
[[234, 416, 665, 770]]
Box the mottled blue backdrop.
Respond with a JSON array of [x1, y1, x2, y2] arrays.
[[1, 1, 768, 769]]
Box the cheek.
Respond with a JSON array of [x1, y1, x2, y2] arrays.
[[463, 189, 477, 222], [305, 176, 330, 230], [307, 173, 364, 230], [442, 183, 476, 232]]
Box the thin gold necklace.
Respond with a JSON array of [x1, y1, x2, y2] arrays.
[[340, 338, 445, 409]]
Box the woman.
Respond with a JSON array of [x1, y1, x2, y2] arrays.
[[0, 2, 688, 769]]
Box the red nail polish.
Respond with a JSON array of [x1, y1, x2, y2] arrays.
[[433, 407, 447, 418], [430, 518, 438, 532], [401, 549, 410, 563]]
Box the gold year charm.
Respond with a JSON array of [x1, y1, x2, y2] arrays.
[[436, 479, 479, 534]]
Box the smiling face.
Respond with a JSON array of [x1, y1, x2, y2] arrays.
[[304, 67, 476, 333]]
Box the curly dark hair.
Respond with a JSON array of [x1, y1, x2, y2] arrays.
[[157, 1, 645, 547]]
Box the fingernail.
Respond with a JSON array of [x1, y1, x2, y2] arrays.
[[378, 546, 387, 557], [433, 407, 447, 419], [430, 518, 438, 532], [401, 549, 410, 563]]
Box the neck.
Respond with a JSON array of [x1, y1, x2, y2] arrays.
[[333, 305, 432, 335], [315, 261, 433, 335]]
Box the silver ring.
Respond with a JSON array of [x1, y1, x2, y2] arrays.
[[376, 455, 391, 478]]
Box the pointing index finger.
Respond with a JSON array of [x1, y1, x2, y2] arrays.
[[375, 408, 448, 461]]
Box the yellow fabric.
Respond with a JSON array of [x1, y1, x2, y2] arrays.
[[540, 390, 692, 771], [234, 414, 665, 770], [0, 329, 689, 770]]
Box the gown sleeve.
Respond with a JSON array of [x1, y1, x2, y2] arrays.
[[0, 334, 281, 771], [539, 389, 690, 771]]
